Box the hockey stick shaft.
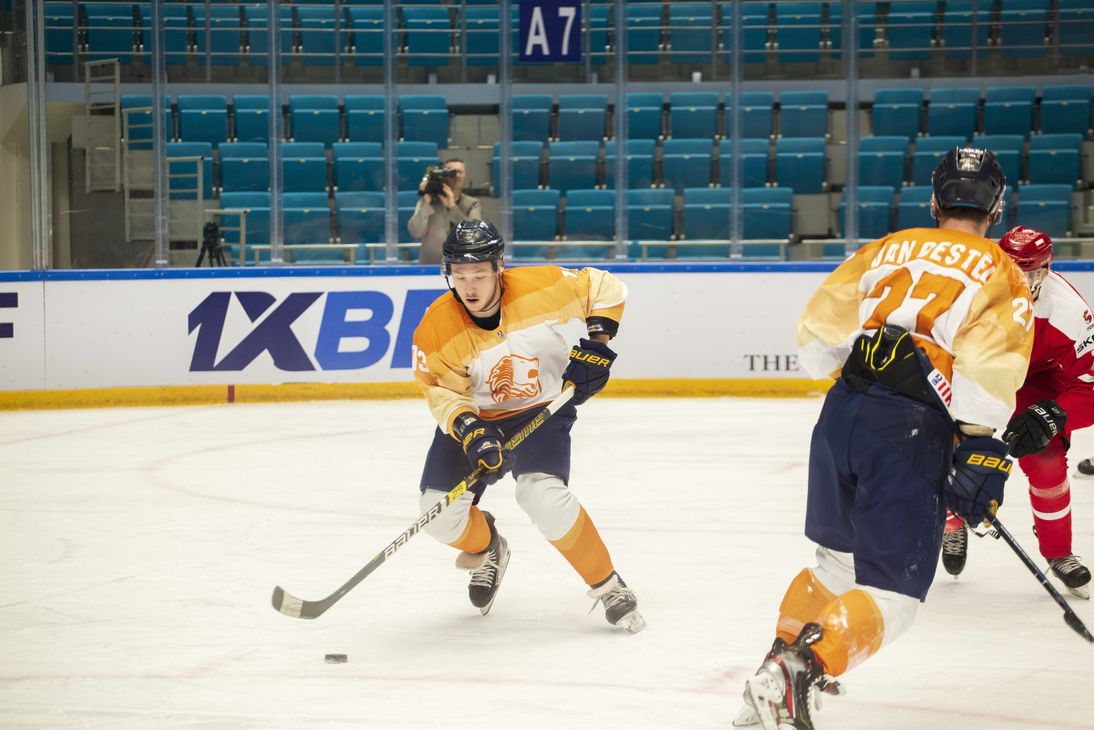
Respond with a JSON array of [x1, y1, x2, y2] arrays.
[[985, 514, 1094, 643], [271, 386, 575, 620]]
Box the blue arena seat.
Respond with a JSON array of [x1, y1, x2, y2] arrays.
[[290, 95, 341, 146], [895, 186, 935, 230], [220, 142, 270, 193], [885, 1, 937, 61], [196, 5, 245, 67], [121, 95, 171, 150], [829, 1, 878, 60], [971, 134, 1023, 186], [512, 189, 560, 245], [872, 88, 924, 140], [401, 6, 452, 68], [626, 4, 664, 66], [1059, 0, 1094, 58], [740, 187, 793, 258], [729, 92, 776, 139], [927, 88, 980, 138], [776, 2, 823, 64], [397, 190, 421, 244], [465, 5, 499, 67], [297, 5, 338, 67], [718, 138, 770, 188], [661, 138, 714, 192], [492, 141, 545, 191], [242, 5, 295, 68], [512, 95, 553, 142], [627, 93, 665, 140], [547, 141, 600, 192], [983, 87, 1036, 138], [719, 2, 771, 65], [396, 141, 439, 191], [45, 3, 76, 64], [165, 141, 213, 200], [344, 95, 385, 143], [558, 95, 608, 141], [627, 188, 675, 241], [911, 136, 968, 185], [281, 142, 329, 192], [87, 2, 138, 65], [681, 187, 733, 255], [1040, 86, 1093, 137], [940, 0, 991, 58], [669, 92, 719, 140], [1028, 133, 1083, 185], [347, 7, 383, 66], [561, 189, 615, 259], [400, 95, 449, 150], [588, 5, 612, 66], [775, 137, 826, 193], [668, 3, 714, 64], [779, 90, 829, 138], [841, 186, 896, 242], [858, 136, 908, 188], [604, 139, 657, 189], [232, 95, 271, 143], [1016, 184, 1072, 238], [220, 192, 271, 254], [336, 191, 386, 248], [332, 142, 384, 192], [998, 0, 1049, 58]]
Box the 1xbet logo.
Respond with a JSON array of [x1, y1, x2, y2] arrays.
[[188, 289, 444, 372]]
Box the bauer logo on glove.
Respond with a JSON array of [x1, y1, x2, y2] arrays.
[[562, 337, 617, 406], [963, 452, 1012, 473]]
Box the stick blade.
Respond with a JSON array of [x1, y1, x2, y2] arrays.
[[1064, 610, 1094, 643], [272, 586, 311, 619]]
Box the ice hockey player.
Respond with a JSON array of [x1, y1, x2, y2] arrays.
[[410, 218, 645, 633], [734, 147, 1033, 729], [941, 225, 1092, 599]]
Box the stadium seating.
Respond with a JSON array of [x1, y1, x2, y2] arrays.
[[895, 186, 935, 230], [347, 6, 383, 66], [1041, 86, 1093, 137], [669, 3, 715, 65], [557, 94, 608, 142], [911, 136, 967, 186], [775, 137, 826, 193], [775, 2, 823, 64], [492, 141, 544, 191], [627, 93, 665, 140], [333, 142, 384, 192], [669, 92, 719, 140], [1028, 134, 1083, 185], [562, 189, 615, 258], [982, 87, 1036, 138], [512, 189, 560, 245], [336, 191, 386, 249], [871, 88, 924, 140], [1059, 0, 1094, 58], [840, 186, 897, 241], [547, 141, 600, 192], [626, 3, 663, 66], [780, 91, 829, 138], [400, 95, 449, 150], [972, 134, 1023, 186], [885, 1, 937, 61], [289, 95, 341, 146], [627, 188, 675, 241], [401, 6, 451, 69], [604, 140, 657, 189], [998, 0, 1049, 58], [220, 142, 270, 193], [941, 0, 992, 58], [395, 140, 439, 191], [281, 142, 329, 193], [233, 96, 271, 144], [718, 138, 770, 188], [858, 136, 908, 188], [344, 95, 385, 143], [1016, 184, 1072, 238], [662, 138, 714, 192], [512, 95, 553, 142], [927, 88, 980, 138]]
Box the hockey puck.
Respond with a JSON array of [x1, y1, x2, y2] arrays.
[[324, 654, 348, 664]]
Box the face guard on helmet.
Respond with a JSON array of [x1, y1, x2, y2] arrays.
[[999, 225, 1053, 299], [931, 147, 1007, 226]]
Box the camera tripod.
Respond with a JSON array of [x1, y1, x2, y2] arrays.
[[196, 222, 228, 267]]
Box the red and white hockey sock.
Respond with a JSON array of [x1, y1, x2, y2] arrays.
[[1030, 479, 1072, 559]]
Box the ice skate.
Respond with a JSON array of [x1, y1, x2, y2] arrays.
[[455, 511, 510, 615], [587, 572, 646, 634], [743, 623, 843, 730], [1076, 458, 1094, 479], [733, 638, 788, 727], [1048, 555, 1091, 600], [942, 515, 968, 578]]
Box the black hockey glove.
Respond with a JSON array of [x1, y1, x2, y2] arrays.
[[453, 412, 508, 489], [944, 437, 1011, 526], [562, 338, 617, 406], [1002, 400, 1067, 459]]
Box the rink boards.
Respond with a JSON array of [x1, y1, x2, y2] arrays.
[[3, 263, 1094, 406]]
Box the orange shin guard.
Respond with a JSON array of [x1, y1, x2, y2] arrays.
[[448, 506, 491, 554], [550, 507, 614, 586], [776, 569, 838, 645], [811, 589, 885, 676]]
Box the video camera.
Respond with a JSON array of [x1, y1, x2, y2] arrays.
[[421, 165, 458, 198]]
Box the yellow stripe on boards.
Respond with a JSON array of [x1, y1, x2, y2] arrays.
[[0, 378, 834, 411]]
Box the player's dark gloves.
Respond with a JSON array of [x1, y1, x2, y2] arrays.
[[945, 437, 1011, 525], [1002, 400, 1067, 458], [562, 338, 617, 406], [453, 412, 508, 489]]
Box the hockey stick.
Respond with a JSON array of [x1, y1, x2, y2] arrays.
[[271, 385, 575, 620], [983, 513, 1094, 643]]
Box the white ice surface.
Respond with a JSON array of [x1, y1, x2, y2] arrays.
[[1, 397, 1092, 729]]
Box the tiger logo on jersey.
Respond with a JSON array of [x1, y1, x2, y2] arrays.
[[487, 355, 542, 403]]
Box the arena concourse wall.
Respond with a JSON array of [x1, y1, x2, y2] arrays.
[[4, 262, 1093, 409]]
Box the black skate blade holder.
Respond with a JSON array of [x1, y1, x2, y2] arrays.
[[966, 508, 1093, 644]]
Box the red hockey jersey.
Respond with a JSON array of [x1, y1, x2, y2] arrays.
[[1021, 271, 1094, 437]]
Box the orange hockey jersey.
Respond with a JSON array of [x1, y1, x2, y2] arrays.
[[798, 227, 1034, 431], [412, 265, 627, 436]]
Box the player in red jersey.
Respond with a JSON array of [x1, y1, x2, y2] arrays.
[[942, 225, 1092, 599]]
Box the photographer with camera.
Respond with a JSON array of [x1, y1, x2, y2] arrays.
[[408, 159, 481, 264]]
